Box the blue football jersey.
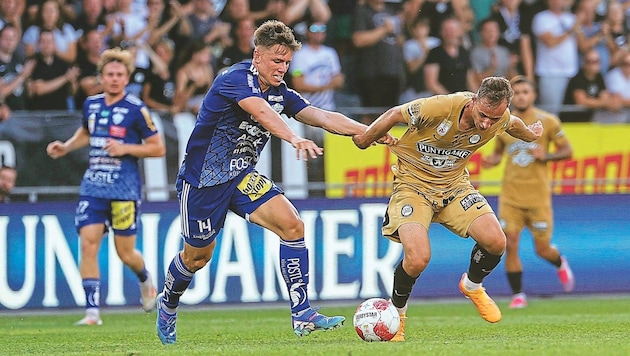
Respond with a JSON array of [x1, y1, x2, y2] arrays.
[[80, 93, 159, 200], [179, 60, 310, 188]]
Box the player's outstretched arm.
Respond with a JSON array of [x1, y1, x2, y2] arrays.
[[46, 126, 90, 159], [506, 115, 543, 142], [353, 105, 404, 149], [295, 106, 398, 146], [239, 96, 322, 160]]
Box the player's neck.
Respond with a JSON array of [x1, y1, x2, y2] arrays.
[[104, 91, 125, 105]]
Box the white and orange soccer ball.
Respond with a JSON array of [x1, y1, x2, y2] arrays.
[[353, 298, 400, 342]]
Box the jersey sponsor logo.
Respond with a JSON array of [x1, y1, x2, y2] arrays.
[[238, 121, 267, 137], [89, 103, 101, 110], [229, 156, 253, 170], [460, 192, 487, 211], [90, 137, 108, 148], [109, 125, 127, 137], [268, 95, 283, 102], [113, 107, 129, 114], [401, 204, 413, 217], [237, 171, 272, 201], [84, 170, 118, 184], [416, 143, 471, 159], [111, 201, 136, 230]]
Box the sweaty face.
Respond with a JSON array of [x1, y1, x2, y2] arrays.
[[254, 44, 293, 91], [472, 98, 508, 131]]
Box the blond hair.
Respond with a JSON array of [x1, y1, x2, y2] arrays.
[[97, 47, 135, 75]]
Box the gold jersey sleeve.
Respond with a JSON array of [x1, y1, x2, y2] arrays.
[[497, 107, 567, 208], [391, 92, 511, 194]]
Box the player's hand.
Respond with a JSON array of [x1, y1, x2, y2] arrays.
[[481, 154, 501, 168], [528, 120, 543, 139], [104, 138, 127, 157], [530, 146, 546, 161], [46, 141, 67, 159], [290, 137, 323, 161], [352, 134, 370, 149], [376, 133, 398, 146]]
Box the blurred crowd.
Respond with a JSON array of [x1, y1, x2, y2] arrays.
[[2, 0, 630, 126]]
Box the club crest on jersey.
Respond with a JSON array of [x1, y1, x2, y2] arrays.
[[436, 120, 452, 136], [112, 113, 124, 125], [469, 134, 481, 144], [401, 204, 413, 217]]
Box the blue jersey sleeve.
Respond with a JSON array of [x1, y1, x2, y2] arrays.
[[218, 66, 262, 104], [281, 86, 310, 117]]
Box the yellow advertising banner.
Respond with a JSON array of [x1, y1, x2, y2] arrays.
[[324, 123, 630, 198]]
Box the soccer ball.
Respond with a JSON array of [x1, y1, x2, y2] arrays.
[[353, 298, 400, 342]]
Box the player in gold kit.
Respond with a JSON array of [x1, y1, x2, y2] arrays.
[[482, 76, 574, 309], [353, 77, 543, 341]]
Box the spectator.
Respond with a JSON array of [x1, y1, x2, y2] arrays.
[[602, 1, 628, 68], [603, 50, 630, 123], [470, 18, 515, 87], [0, 165, 17, 203], [221, 0, 280, 28], [217, 17, 255, 71], [0, 24, 35, 111], [142, 38, 177, 114], [26, 30, 80, 111], [561, 48, 615, 122], [488, 0, 535, 82], [531, 0, 580, 115], [247, 0, 331, 28], [424, 16, 476, 95], [184, 0, 232, 48], [419, 0, 474, 46], [108, 0, 150, 68], [0, 101, 10, 122], [0, 0, 25, 40], [23, 0, 80, 64], [290, 21, 344, 112], [352, 0, 405, 124], [400, 17, 440, 103], [276, 0, 332, 28], [74, 28, 105, 109], [73, 0, 110, 37], [575, 0, 610, 72], [173, 38, 214, 115], [145, 0, 189, 47]]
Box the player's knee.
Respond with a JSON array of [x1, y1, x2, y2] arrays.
[[278, 216, 304, 240], [180, 250, 212, 272], [405, 255, 430, 276]]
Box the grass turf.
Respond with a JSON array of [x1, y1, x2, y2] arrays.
[[1, 295, 629, 355]]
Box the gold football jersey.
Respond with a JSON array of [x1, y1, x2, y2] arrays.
[[392, 92, 511, 194], [496, 107, 567, 208]]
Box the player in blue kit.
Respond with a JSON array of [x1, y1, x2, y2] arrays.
[[155, 20, 395, 345], [47, 48, 166, 325]]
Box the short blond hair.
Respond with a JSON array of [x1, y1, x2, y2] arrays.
[[97, 47, 135, 75]]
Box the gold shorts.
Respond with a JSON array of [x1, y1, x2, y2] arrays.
[[382, 184, 495, 241], [498, 200, 553, 241]]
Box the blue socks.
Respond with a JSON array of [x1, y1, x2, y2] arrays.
[[280, 238, 311, 315], [162, 252, 194, 309], [82, 278, 100, 309]]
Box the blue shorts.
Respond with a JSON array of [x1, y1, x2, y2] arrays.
[[176, 170, 283, 248], [75, 196, 139, 236]]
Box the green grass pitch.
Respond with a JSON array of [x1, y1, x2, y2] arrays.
[[2, 295, 629, 355]]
